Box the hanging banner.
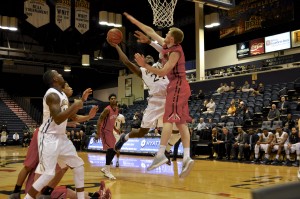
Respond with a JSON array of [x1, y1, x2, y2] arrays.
[[75, 0, 89, 34], [24, 0, 50, 28], [55, 0, 71, 31]]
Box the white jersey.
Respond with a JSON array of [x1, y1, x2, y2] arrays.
[[39, 88, 69, 134], [275, 131, 288, 144], [141, 67, 169, 97], [261, 132, 273, 142], [114, 113, 126, 133]]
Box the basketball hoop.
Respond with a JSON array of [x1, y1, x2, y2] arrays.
[[148, 0, 178, 28]]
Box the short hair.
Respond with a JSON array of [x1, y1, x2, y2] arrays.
[[43, 70, 55, 86], [108, 93, 117, 100], [145, 55, 154, 65], [169, 27, 184, 44]]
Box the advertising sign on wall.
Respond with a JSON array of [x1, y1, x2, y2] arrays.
[[236, 41, 250, 58], [265, 32, 291, 53], [250, 38, 265, 56]]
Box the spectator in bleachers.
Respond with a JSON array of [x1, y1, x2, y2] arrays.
[[194, 118, 207, 139], [199, 99, 208, 113], [206, 118, 216, 130], [196, 89, 205, 100], [203, 98, 216, 114], [228, 81, 237, 92], [232, 127, 249, 161], [188, 118, 197, 134], [283, 113, 295, 133], [283, 127, 300, 166], [244, 128, 259, 161], [241, 80, 251, 92], [234, 101, 246, 126], [1, 128, 7, 146], [13, 132, 20, 145], [267, 104, 280, 122], [253, 82, 264, 96], [250, 80, 258, 91], [216, 83, 225, 94], [221, 103, 236, 122], [278, 96, 289, 115], [223, 83, 230, 92], [270, 127, 289, 165]]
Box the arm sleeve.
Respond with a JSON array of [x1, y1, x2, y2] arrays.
[[150, 41, 163, 53]]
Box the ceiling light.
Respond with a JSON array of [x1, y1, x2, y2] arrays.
[[82, 54, 90, 66], [99, 11, 108, 25], [114, 14, 122, 27], [205, 14, 213, 28], [210, 12, 220, 27], [64, 66, 71, 72], [107, 12, 115, 26], [1, 16, 9, 29], [9, 17, 18, 31]]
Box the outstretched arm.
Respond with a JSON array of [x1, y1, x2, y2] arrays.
[[107, 39, 142, 78], [134, 51, 180, 77], [70, 106, 99, 123], [134, 30, 163, 53], [124, 12, 164, 45]]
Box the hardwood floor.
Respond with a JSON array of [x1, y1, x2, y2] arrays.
[[0, 146, 298, 199]]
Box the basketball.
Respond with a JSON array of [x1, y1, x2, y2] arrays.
[[107, 28, 123, 44]]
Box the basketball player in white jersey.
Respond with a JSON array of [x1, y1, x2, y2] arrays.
[[113, 108, 126, 167], [269, 127, 288, 165], [253, 128, 274, 164], [24, 70, 86, 199], [108, 33, 181, 165]]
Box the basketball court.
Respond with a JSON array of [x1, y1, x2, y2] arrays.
[[0, 146, 298, 199]]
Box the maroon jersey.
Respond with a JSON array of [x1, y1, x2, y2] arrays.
[[100, 105, 119, 150], [161, 44, 192, 124]]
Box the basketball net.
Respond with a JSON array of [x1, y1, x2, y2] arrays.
[[148, 0, 178, 28]]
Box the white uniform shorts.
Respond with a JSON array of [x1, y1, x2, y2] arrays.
[[113, 130, 121, 142], [141, 95, 178, 130], [36, 132, 84, 176], [284, 143, 299, 154], [257, 144, 269, 152], [271, 144, 285, 152]]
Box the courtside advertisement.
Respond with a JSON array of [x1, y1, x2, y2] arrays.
[[87, 136, 183, 155]]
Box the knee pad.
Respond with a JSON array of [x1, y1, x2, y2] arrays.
[[73, 165, 84, 188], [32, 174, 54, 191]]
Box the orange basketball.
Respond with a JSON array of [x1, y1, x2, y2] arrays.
[[107, 28, 123, 44]]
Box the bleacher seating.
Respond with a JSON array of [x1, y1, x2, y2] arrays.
[[0, 99, 26, 134]]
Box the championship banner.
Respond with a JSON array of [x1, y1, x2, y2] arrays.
[[75, 0, 89, 34], [55, 0, 71, 31], [24, 0, 50, 28]]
